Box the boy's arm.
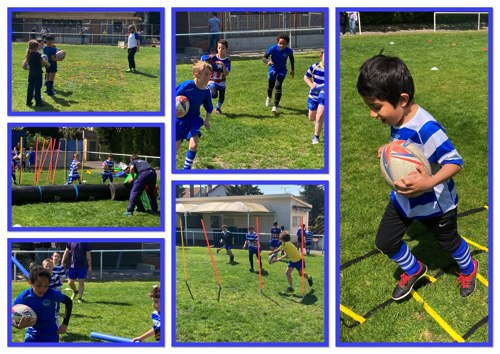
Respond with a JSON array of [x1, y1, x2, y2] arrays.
[[86, 251, 92, 274], [262, 52, 273, 66], [132, 328, 155, 342], [289, 53, 295, 78], [58, 294, 73, 334], [395, 163, 462, 197]]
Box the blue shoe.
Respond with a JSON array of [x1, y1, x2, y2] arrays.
[[123, 211, 133, 216]]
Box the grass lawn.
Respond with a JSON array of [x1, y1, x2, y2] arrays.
[[175, 52, 326, 170], [11, 281, 160, 344], [11, 170, 161, 228], [11, 43, 161, 113], [175, 247, 326, 343], [339, 31, 489, 343]]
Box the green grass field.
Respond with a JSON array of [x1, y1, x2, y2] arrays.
[[339, 31, 489, 343], [11, 281, 159, 343], [176, 247, 326, 343], [11, 169, 160, 228], [11, 43, 161, 112], [175, 52, 326, 170]]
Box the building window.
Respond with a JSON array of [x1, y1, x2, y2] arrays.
[[210, 216, 221, 229]]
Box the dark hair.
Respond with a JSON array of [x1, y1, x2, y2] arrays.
[[45, 34, 55, 41], [29, 265, 51, 283], [217, 39, 228, 49], [273, 221, 278, 226], [280, 232, 291, 242], [130, 154, 139, 161], [221, 224, 228, 228], [277, 34, 290, 44], [357, 54, 415, 108]]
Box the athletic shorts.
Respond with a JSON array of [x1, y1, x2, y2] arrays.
[[288, 259, 305, 271], [308, 97, 320, 111], [268, 69, 286, 81], [68, 266, 87, 280], [176, 116, 204, 142]]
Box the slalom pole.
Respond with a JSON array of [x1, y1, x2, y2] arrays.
[[179, 219, 194, 300], [39, 139, 51, 185], [52, 140, 61, 185], [80, 138, 86, 181], [255, 216, 263, 294], [200, 218, 222, 301], [301, 217, 305, 299], [46, 138, 55, 184], [63, 138, 67, 182], [34, 136, 38, 185], [19, 137, 23, 186], [36, 138, 46, 186]]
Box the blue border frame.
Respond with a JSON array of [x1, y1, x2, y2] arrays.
[[7, 7, 165, 116], [8, 122, 165, 232], [336, 7, 493, 347], [171, 8, 329, 174], [8, 238, 165, 347], [171, 180, 329, 347]]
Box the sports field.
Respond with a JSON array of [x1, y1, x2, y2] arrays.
[[11, 170, 161, 228], [339, 31, 489, 343], [175, 247, 326, 343], [11, 281, 159, 343], [175, 52, 326, 170], [11, 43, 161, 112]]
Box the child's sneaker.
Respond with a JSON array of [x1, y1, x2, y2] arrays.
[[123, 211, 133, 216], [312, 135, 320, 145], [307, 275, 313, 287], [287, 286, 294, 292], [391, 261, 428, 300], [265, 97, 271, 107], [126, 68, 133, 72], [272, 106, 279, 116], [71, 290, 79, 300], [215, 107, 222, 114], [457, 259, 478, 297], [216, 248, 221, 254]]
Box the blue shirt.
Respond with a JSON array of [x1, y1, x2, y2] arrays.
[[129, 159, 152, 174], [49, 274, 62, 290], [305, 62, 325, 101], [221, 230, 233, 246], [208, 17, 221, 32], [28, 151, 36, 164], [245, 232, 259, 251], [265, 45, 294, 73], [202, 54, 231, 86], [52, 265, 65, 279], [388, 106, 463, 219], [66, 242, 91, 268], [14, 288, 66, 335], [102, 159, 114, 175], [152, 310, 161, 341], [176, 80, 213, 120], [43, 46, 57, 69], [270, 227, 281, 240]]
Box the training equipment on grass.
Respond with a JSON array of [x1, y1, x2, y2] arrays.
[[180, 218, 195, 300], [268, 253, 278, 264], [11, 256, 29, 277], [380, 140, 432, 197], [12, 183, 133, 205], [176, 95, 190, 118], [300, 218, 305, 299], [200, 218, 222, 301], [55, 50, 66, 61], [22, 60, 29, 70], [90, 332, 134, 343], [12, 304, 37, 327], [41, 54, 48, 62]]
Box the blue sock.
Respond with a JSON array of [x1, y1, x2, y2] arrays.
[[183, 150, 197, 170], [451, 239, 474, 275], [389, 242, 420, 276]]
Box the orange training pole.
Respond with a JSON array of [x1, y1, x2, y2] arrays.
[[255, 216, 263, 293], [301, 217, 305, 299], [34, 136, 38, 185], [46, 138, 55, 184], [52, 140, 61, 185], [39, 139, 51, 185], [36, 139, 46, 186], [200, 218, 222, 301]]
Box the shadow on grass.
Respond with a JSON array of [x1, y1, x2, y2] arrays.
[[261, 291, 283, 307], [134, 71, 158, 79], [26, 101, 60, 112], [279, 288, 318, 305], [62, 332, 98, 342], [49, 94, 79, 108], [223, 112, 273, 119], [93, 300, 133, 306]]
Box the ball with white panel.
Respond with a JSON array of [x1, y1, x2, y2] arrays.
[[55, 50, 66, 61], [268, 253, 278, 265], [380, 140, 432, 197], [11, 304, 37, 327], [176, 95, 190, 118]]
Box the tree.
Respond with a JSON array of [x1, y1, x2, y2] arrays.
[[226, 185, 263, 196], [176, 185, 186, 198], [299, 185, 324, 227]]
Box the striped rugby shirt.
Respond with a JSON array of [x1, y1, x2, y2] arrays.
[[304, 62, 325, 101], [389, 106, 463, 219]]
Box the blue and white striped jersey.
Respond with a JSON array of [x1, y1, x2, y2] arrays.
[[270, 227, 281, 240], [49, 273, 62, 291], [305, 231, 314, 243], [152, 310, 161, 341], [245, 232, 259, 250], [102, 159, 114, 175], [68, 159, 80, 177], [304, 62, 325, 101], [389, 106, 463, 219], [52, 264, 65, 280]]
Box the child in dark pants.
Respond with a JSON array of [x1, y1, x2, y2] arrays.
[[25, 40, 49, 106], [124, 154, 158, 216], [243, 226, 262, 272], [126, 25, 140, 72]]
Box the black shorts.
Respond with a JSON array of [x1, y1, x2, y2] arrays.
[[375, 202, 462, 255]]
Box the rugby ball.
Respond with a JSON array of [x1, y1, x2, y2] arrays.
[[41, 54, 48, 62], [176, 95, 190, 118], [12, 304, 37, 327], [55, 50, 66, 61], [22, 59, 29, 70], [268, 253, 278, 264], [380, 140, 432, 197]]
